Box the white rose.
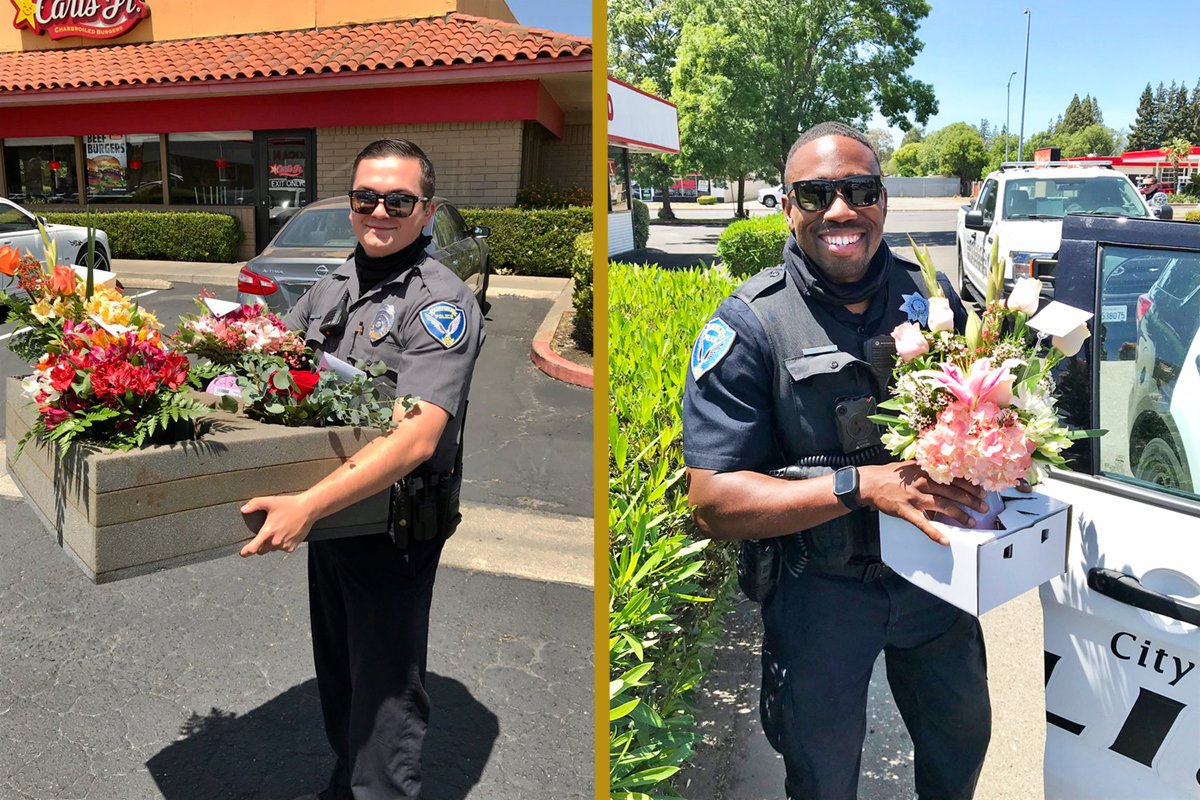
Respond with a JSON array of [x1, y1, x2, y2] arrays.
[[1006, 277, 1043, 315], [1052, 323, 1091, 357], [926, 296, 955, 332]]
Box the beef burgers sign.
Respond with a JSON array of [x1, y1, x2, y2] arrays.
[[10, 0, 150, 40]]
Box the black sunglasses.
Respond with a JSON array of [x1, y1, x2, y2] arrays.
[[789, 176, 883, 212], [347, 189, 431, 218]]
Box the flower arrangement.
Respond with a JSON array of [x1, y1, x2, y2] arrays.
[[234, 356, 414, 430], [871, 239, 1099, 499], [173, 295, 307, 382]]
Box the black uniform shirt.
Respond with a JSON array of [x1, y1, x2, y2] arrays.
[[284, 253, 485, 472], [683, 258, 966, 474]]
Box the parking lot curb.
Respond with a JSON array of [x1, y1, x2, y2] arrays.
[[530, 280, 592, 389]]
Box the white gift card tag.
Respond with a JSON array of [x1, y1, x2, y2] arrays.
[[203, 298, 242, 317], [318, 352, 365, 381], [71, 265, 117, 288], [1027, 301, 1093, 338]]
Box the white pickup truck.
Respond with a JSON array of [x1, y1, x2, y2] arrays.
[[955, 164, 1158, 302]]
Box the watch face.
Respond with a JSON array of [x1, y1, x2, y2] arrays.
[[835, 467, 856, 495]]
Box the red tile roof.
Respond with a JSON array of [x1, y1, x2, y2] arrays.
[[0, 14, 591, 94]]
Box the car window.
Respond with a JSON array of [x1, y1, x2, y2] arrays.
[[977, 179, 998, 222], [0, 205, 36, 234], [271, 209, 356, 249], [431, 207, 464, 249], [1003, 176, 1149, 221], [1097, 243, 1200, 499]]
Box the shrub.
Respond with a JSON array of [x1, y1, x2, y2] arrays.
[[515, 183, 592, 209], [460, 206, 592, 277], [1185, 210, 1200, 223], [571, 232, 593, 352], [716, 213, 788, 278], [1167, 192, 1198, 204], [696, 195, 719, 205], [631, 199, 650, 249], [41, 210, 242, 262], [609, 262, 739, 798]]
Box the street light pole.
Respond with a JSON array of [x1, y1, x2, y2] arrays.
[[1017, 8, 1031, 162], [1006, 70, 1017, 162]]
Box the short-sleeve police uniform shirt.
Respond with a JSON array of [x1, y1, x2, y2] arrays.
[[682, 260, 966, 475], [284, 254, 485, 472]]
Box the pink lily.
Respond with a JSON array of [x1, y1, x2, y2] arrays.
[[918, 357, 1024, 409]]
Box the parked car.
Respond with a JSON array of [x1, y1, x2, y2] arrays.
[[1038, 213, 1200, 800], [956, 165, 1154, 303], [236, 195, 490, 315], [757, 184, 784, 208], [1126, 250, 1200, 490], [0, 196, 112, 321]]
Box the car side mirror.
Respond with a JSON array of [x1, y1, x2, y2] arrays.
[[1153, 205, 1173, 220], [472, 225, 491, 239], [964, 210, 988, 230]]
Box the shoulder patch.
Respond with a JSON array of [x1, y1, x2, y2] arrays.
[[419, 301, 467, 348], [691, 317, 737, 380]]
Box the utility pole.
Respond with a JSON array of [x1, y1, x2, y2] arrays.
[[1017, 8, 1031, 162], [1006, 70, 1018, 162]]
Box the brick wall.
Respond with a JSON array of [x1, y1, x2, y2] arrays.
[[316, 122, 524, 207], [539, 123, 591, 191]]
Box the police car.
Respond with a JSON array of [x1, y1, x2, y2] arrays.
[[955, 164, 1153, 304], [1038, 213, 1199, 799]]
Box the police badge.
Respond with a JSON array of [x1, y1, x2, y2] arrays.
[[690, 317, 736, 379], [419, 301, 466, 348], [369, 303, 395, 343]]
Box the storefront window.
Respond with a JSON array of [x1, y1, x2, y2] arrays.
[[609, 146, 631, 212], [2, 137, 78, 204], [167, 131, 254, 206], [85, 133, 163, 204]]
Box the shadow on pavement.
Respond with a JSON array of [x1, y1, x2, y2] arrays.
[[146, 674, 498, 800], [613, 249, 719, 270]]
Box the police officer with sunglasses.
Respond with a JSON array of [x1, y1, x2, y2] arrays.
[[239, 138, 484, 800], [683, 122, 991, 800]]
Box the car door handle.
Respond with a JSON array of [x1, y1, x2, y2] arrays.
[[1088, 568, 1200, 626]]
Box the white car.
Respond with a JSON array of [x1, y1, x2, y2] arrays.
[[955, 165, 1153, 303], [757, 184, 784, 208], [1039, 213, 1199, 800]]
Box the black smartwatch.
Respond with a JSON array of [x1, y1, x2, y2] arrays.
[[833, 466, 862, 510]]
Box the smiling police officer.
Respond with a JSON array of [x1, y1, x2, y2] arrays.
[[239, 138, 484, 800], [683, 122, 992, 800]]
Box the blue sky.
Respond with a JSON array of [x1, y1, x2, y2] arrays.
[[873, 1, 1197, 145], [506, 0, 592, 37]]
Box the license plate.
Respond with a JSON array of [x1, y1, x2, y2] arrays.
[[1101, 305, 1127, 323]]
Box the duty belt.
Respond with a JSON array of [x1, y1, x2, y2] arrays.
[[805, 556, 892, 582]]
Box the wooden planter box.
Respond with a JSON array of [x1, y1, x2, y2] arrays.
[[4, 377, 390, 584]]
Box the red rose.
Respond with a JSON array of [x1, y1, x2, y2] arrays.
[[48, 360, 76, 392], [289, 370, 320, 400]]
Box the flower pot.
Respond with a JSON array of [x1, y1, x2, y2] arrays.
[[4, 376, 389, 584]]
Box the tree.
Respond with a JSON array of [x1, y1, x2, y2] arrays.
[[673, 7, 776, 217], [930, 122, 988, 194], [1128, 84, 1158, 150], [900, 125, 925, 146], [608, 0, 683, 218], [866, 127, 895, 164], [1164, 82, 1191, 143], [890, 142, 924, 176], [1059, 94, 1084, 135], [1163, 136, 1193, 186], [714, 0, 938, 181], [1062, 124, 1115, 158], [984, 132, 1019, 174]]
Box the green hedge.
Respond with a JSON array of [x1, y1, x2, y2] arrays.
[[696, 195, 720, 205], [41, 210, 242, 263], [632, 198, 650, 250], [609, 262, 739, 798], [571, 232, 593, 352], [515, 183, 592, 209], [461, 206, 592, 277], [716, 213, 788, 278], [1185, 209, 1200, 223]]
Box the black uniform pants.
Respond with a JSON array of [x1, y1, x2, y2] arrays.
[[760, 570, 991, 800], [308, 533, 443, 800]]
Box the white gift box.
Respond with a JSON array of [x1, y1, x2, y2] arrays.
[[879, 489, 1071, 616], [71, 264, 118, 288]]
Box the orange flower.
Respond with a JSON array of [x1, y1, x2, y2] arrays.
[[0, 245, 17, 277], [49, 264, 77, 295]]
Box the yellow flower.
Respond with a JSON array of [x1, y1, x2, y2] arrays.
[[30, 299, 54, 323]]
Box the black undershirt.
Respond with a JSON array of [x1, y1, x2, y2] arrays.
[[353, 234, 431, 294]]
